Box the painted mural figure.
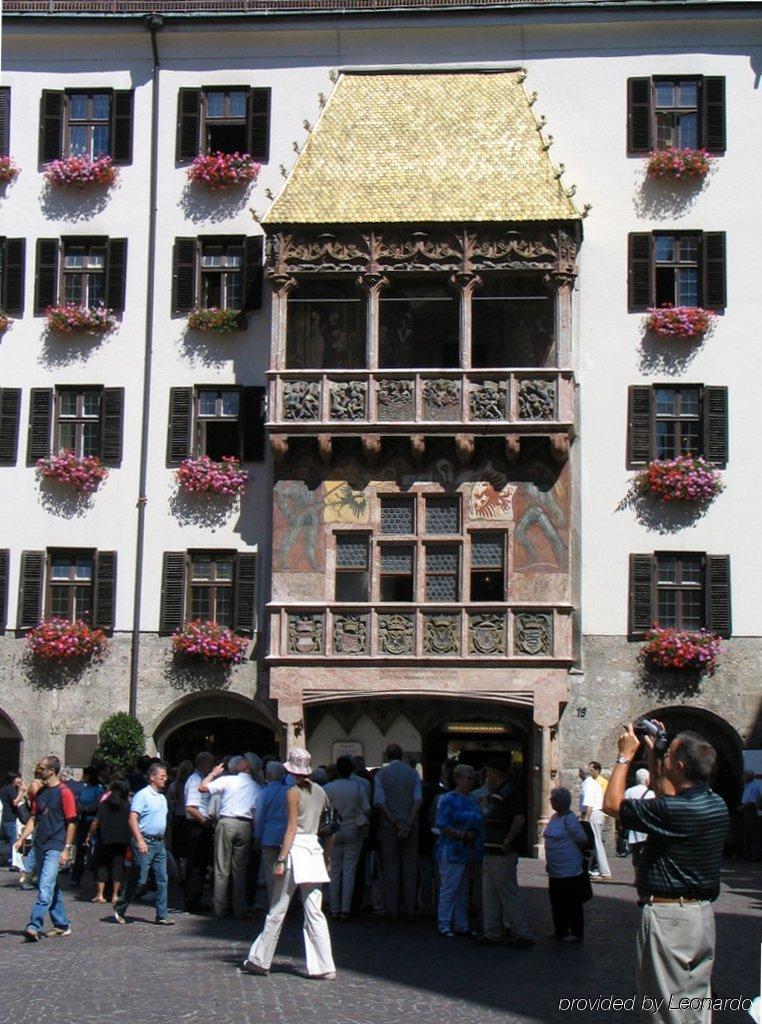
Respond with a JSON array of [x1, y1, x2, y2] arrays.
[[275, 481, 323, 572], [514, 463, 566, 568]]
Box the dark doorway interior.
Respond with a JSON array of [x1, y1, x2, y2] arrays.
[[163, 717, 276, 766], [0, 738, 20, 778]]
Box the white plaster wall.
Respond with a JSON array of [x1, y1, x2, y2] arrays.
[[308, 711, 421, 768]]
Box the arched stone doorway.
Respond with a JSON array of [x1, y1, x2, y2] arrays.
[[153, 692, 278, 765], [0, 708, 22, 777]]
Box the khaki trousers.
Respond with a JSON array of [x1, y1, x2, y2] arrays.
[[482, 852, 533, 941], [637, 901, 715, 1024], [213, 817, 251, 918]]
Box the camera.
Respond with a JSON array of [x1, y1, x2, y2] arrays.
[[633, 718, 670, 756]]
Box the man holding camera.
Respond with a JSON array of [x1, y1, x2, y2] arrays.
[[603, 722, 728, 1024]]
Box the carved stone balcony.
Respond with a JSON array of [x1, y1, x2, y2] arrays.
[[268, 602, 573, 664]]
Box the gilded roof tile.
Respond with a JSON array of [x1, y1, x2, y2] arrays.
[[265, 71, 578, 225]]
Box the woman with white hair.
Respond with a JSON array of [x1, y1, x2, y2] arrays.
[[434, 763, 483, 937], [624, 768, 654, 869], [543, 786, 590, 941]]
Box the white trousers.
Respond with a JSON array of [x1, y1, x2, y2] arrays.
[[590, 810, 611, 876], [247, 860, 335, 977]]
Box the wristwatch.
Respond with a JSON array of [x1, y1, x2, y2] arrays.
[[616, 756, 631, 766]]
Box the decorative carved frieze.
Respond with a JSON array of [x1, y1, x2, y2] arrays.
[[330, 380, 367, 421], [514, 612, 552, 656], [518, 379, 556, 420], [423, 613, 460, 655], [423, 379, 461, 421], [468, 613, 506, 656], [283, 380, 320, 421], [287, 614, 324, 655], [378, 613, 414, 656], [333, 613, 369, 655], [377, 378, 414, 421], [470, 381, 505, 420]]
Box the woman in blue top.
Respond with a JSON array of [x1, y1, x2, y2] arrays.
[[435, 764, 483, 937]]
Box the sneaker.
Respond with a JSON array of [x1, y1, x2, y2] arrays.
[[310, 972, 336, 980], [588, 869, 601, 877], [155, 918, 175, 926], [113, 910, 126, 925], [241, 960, 269, 976], [439, 930, 455, 938], [44, 925, 72, 938], [23, 927, 40, 943]]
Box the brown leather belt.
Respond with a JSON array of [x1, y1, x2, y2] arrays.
[[639, 895, 708, 906]]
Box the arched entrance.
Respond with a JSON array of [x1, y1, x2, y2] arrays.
[[154, 692, 278, 765], [0, 708, 22, 777]]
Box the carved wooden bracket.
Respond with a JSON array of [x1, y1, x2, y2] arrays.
[[549, 434, 570, 463], [317, 433, 332, 465], [455, 433, 475, 466], [267, 273, 298, 297], [357, 273, 389, 297], [269, 434, 289, 462], [448, 272, 482, 297], [361, 434, 382, 465], [504, 434, 521, 464], [410, 433, 425, 466]]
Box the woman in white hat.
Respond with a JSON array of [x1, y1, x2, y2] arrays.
[[242, 748, 336, 980]]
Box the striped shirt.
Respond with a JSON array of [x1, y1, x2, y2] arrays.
[[620, 783, 728, 900]]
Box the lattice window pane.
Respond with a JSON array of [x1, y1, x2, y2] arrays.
[[425, 497, 460, 534], [471, 535, 504, 569], [380, 545, 414, 573], [426, 574, 458, 601], [336, 536, 369, 569], [380, 497, 415, 535], [426, 546, 458, 573]]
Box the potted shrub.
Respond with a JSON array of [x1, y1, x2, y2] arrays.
[[644, 305, 715, 339], [187, 307, 244, 334], [641, 626, 723, 673], [176, 455, 248, 496], [36, 451, 109, 494], [27, 618, 108, 661], [93, 712, 146, 770], [43, 154, 118, 189], [45, 303, 116, 335], [0, 156, 20, 183], [646, 148, 713, 181], [636, 455, 723, 503], [186, 151, 260, 190], [172, 620, 248, 664]]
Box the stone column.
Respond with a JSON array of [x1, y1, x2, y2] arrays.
[[268, 274, 297, 372], [551, 272, 575, 368], [358, 274, 388, 370], [278, 703, 305, 755], [450, 272, 481, 369]]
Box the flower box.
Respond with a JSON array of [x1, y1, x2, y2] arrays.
[[37, 451, 109, 494], [27, 618, 108, 661], [644, 305, 715, 339], [44, 154, 118, 189], [172, 620, 248, 664], [186, 152, 260, 190], [642, 627, 723, 673], [0, 156, 20, 183], [187, 307, 244, 334], [646, 148, 713, 181], [0, 313, 12, 333], [176, 455, 248, 496], [636, 455, 723, 503], [46, 303, 116, 335]]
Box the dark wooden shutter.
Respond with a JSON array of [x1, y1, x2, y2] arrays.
[[702, 77, 726, 154], [160, 552, 187, 634], [243, 236, 264, 312], [240, 386, 265, 462], [176, 88, 201, 163], [93, 551, 117, 632], [627, 77, 652, 154], [34, 238, 60, 314], [702, 232, 726, 311], [27, 388, 53, 463], [111, 90, 134, 164], [248, 87, 271, 163], [17, 550, 45, 630], [629, 554, 655, 638], [106, 238, 128, 313], [167, 387, 193, 464], [0, 87, 10, 158], [2, 238, 25, 317], [702, 386, 728, 468], [705, 555, 731, 637], [171, 238, 197, 314], [627, 385, 654, 467], [39, 90, 64, 163], [628, 233, 653, 312], [233, 552, 257, 637], [0, 549, 8, 633], [0, 388, 21, 465], [100, 387, 124, 466]]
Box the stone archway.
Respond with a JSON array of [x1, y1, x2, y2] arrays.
[[0, 707, 23, 776], [152, 691, 278, 764]]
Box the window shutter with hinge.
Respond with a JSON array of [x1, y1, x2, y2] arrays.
[[34, 238, 60, 314], [106, 238, 128, 313], [627, 77, 652, 154], [27, 388, 53, 463], [233, 553, 257, 638], [0, 549, 8, 633], [248, 88, 271, 163], [17, 550, 45, 630], [0, 88, 10, 158], [628, 233, 653, 312], [705, 555, 731, 637], [0, 388, 21, 466], [93, 551, 117, 632], [167, 387, 193, 464], [176, 88, 201, 163], [702, 77, 726, 154], [111, 90, 134, 164], [100, 388, 124, 467], [702, 386, 728, 468], [629, 553, 655, 638], [243, 236, 264, 312], [39, 90, 64, 164], [240, 386, 266, 462], [160, 552, 186, 634], [627, 385, 654, 468], [171, 238, 197, 315], [702, 232, 726, 311], [3, 238, 26, 317]]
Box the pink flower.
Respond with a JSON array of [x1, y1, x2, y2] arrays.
[[646, 148, 713, 181], [27, 618, 108, 661], [642, 627, 724, 673], [172, 620, 248, 664], [43, 155, 118, 189], [644, 305, 715, 339], [176, 455, 248, 496], [46, 303, 115, 335], [187, 308, 243, 334], [0, 156, 20, 183], [37, 451, 108, 494], [187, 151, 260, 191], [636, 456, 723, 503]]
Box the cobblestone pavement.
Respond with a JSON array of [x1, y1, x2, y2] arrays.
[[0, 857, 759, 1024]]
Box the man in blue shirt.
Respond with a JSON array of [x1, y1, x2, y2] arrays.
[[254, 761, 288, 904], [113, 762, 174, 926]]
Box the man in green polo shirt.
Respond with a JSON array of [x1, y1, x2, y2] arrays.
[[603, 723, 728, 1024]]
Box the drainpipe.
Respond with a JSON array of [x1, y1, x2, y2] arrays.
[[129, 13, 164, 717]]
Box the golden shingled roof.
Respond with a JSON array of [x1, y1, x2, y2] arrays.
[[265, 71, 579, 225]]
